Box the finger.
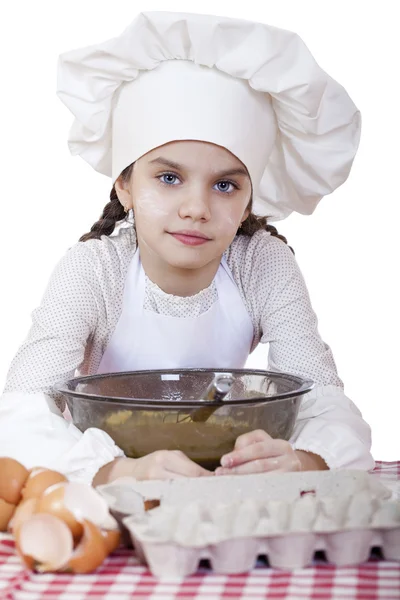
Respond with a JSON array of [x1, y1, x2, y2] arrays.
[[143, 460, 186, 480], [165, 452, 212, 478], [151, 469, 186, 479], [215, 455, 298, 476], [221, 439, 289, 468], [234, 429, 273, 451]]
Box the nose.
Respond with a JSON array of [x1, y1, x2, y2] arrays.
[[178, 184, 211, 222]]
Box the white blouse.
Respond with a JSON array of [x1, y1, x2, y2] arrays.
[[0, 227, 374, 481]]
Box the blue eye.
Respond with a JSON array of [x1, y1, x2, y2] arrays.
[[159, 173, 180, 185], [215, 181, 237, 194]]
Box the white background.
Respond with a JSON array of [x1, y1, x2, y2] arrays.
[[0, 1, 398, 460]]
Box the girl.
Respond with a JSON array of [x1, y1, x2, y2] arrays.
[[0, 11, 374, 484]]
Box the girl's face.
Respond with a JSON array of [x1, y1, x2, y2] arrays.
[[116, 140, 252, 273]]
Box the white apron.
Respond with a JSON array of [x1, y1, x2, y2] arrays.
[[97, 249, 254, 373]]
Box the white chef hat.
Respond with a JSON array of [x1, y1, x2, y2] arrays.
[[57, 11, 361, 221]]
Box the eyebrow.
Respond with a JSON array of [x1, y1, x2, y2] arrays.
[[149, 157, 249, 179]]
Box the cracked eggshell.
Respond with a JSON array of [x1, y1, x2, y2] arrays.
[[102, 528, 121, 554], [8, 498, 38, 535], [16, 513, 73, 572], [96, 482, 147, 516], [0, 498, 16, 532], [62, 482, 118, 531], [36, 483, 83, 539], [0, 458, 29, 505], [36, 481, 118, 538], [15, 514, 114, 574], [67, 519, 108, 574], [95, 483, 139, 548], [22, 469, 67, 500]]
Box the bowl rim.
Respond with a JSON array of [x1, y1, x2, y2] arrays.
[[54, 368, 314, 407]]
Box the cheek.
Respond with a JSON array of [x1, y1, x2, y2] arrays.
[[212, 205, 243, 235], [134, 189, 170, 221]]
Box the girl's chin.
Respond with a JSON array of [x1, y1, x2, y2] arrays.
[[158, 247, 218, 270], [162, 256, 211, 270]]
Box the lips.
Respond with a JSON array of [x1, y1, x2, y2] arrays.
[[168, 230, 211, 246], [169, 230, 210, 240]]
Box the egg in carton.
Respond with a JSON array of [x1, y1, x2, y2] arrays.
[[97, 470, 399, 577]]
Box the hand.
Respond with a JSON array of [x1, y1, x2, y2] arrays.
[[93, 450, 212, 485], [215, 429, 302, 476], [129, 450, 213, 480]]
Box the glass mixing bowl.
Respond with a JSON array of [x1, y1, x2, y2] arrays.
[[55, 369, 313, 471]]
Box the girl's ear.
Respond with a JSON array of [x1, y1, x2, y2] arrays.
[[241, 206, 250, 224], [114, 176, 133, 211]]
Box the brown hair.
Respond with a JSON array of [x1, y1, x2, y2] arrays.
[[80, 162, 294, 253]]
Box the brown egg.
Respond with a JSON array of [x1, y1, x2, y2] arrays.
[[36, 483, 83, 539], [15, 513, 73, 572], [8, 498, 38, 535], [102, 528, 121, 554], [0, 498, 16, 532], [0, 458, 29, 505], [68, 520, 108, 574], [19, 553, 35, 571], [22, 469, 67, 500]]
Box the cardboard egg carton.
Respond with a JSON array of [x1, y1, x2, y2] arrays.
[[97, 470, 400, 577]]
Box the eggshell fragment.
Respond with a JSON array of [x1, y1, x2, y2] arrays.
[[102, 528, 121, 554], [0, 498, 15, 532], [62, 482, 118, 531], [36, 483, 83, 539], [0, 458, 29, 505], [144, 499, 161, 511], [16, 514, 73, 572], [8, 498, 38, 535], [68, 519, 108, 574], [22, 469, 67, 500], [35, 481, 117, 540]]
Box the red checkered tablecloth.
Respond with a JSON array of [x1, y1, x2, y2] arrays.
[[1, 461, 399, 600]]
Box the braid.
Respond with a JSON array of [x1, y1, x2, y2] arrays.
[[79, 163, 134, 242], [239, 207, 294, 255], [79, 192, 125, 242]]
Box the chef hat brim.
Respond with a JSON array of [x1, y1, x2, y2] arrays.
[[57, 11, 361, 221]]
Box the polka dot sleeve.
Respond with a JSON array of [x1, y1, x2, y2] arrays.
[[226, 231, 344, 388], [3, 243, 102, 403]]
